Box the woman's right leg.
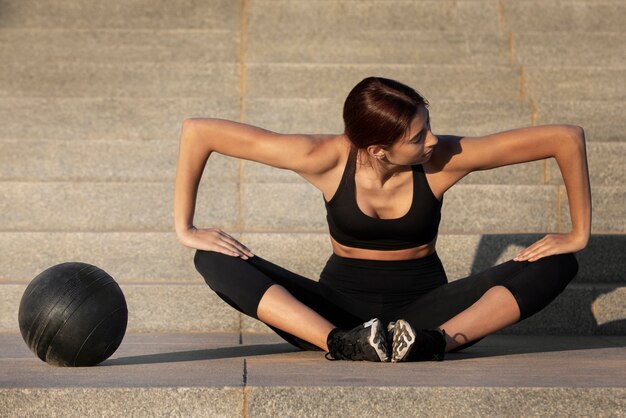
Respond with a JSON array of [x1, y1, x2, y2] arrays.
[[193, 250, 363, 351], [256, 284, 335, 350]]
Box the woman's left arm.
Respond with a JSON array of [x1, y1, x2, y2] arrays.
[[438, 124, 591, 262]]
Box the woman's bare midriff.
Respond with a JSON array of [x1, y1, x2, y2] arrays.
[[330, 236, 437, 261]]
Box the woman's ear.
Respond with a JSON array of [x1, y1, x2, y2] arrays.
[[367, 145, 386, 160]]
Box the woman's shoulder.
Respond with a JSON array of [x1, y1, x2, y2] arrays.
[[307, 133, 352, 169], [298, 134, 353, 195], [424, 134, 463, 173]]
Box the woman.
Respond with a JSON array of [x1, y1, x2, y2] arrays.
[[174, 77, 589, 362]]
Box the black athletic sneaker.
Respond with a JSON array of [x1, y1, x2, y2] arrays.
[[388, 319, 446, 362], [326, 318, 389, 362]]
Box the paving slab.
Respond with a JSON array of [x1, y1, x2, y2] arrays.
[[243, 334, 625, 387], [1, 333, 624, 417], [0, 332, 244, 417], [0, 333, 243, 388], [2, 332, 624, 388]]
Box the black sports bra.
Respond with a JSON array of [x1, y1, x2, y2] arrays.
[[323, 151, 442, 251]]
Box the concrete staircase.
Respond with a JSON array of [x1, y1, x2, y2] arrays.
[[1, 0, 624, 416]]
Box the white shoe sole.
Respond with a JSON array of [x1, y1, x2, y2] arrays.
[[365, 319, 389, 362], [391, 319, 416, 363]]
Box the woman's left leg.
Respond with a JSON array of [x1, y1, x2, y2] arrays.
[[396, 252, 579, 355]]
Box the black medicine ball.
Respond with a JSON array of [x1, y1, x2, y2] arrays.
[[18, 262, 128, 367]]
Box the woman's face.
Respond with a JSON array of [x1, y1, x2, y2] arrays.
[[384, 106, 438, 166]]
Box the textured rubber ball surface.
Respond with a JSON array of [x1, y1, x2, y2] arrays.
[[18, 262, 128, 367]]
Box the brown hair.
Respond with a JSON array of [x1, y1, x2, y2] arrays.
[[343, 77, 429, 153]]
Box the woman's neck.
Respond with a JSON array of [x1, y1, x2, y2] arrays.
[[355, 149, 409, 188]]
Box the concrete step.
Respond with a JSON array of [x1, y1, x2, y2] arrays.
[[246, 64, 521, 103], [535, 101, 625, 142], [245, 98, 533, 138], [560, 186, 625, 232], [513, 32, 626, 67], [502, 0, 626, 33], [1, 283, 235, 333], [247, 31, 509, 65], [0, 180, 240, 232], [0, 97, 239, 141], [2, 280, 624, 335], [0, 333, 624, 417], [1, 233, 624, 285], [2, 233, 625, 335], [525, 67, 626, 101], [2, 180, 623, 234], [0, 29, 239, 64], [461, 142, 624, 186], [1, 97, 620, 146], [1, 96, 623, 143], [247, 0, 501, 35], [245, 97, 622, 144], [0, 140, 238, 182], [238, 182, 570, 233], [547, 143, 626, 187], [0, 61, 239, 98], [0, 0, 239, 30], [1, 61, 527, 103], [246, 64, 626, 105]]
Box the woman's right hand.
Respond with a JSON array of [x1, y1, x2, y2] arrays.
[[177, 227, 255, 260]]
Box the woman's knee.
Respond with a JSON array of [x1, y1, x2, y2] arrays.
[[539, 252, 579, 283], [194, 250, 243, 288], [195, 249, 228, 269]]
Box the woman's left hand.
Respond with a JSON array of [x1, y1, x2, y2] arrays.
[[514, 233, 588, 262]]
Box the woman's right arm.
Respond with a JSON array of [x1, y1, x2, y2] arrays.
[[174, 118, 337, 257]]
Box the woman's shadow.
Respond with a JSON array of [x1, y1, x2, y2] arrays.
[[104, 342, 300, 366], [470, 233, 626, 336]]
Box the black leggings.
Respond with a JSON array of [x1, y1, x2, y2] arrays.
[[194, 250, 578, 351]]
